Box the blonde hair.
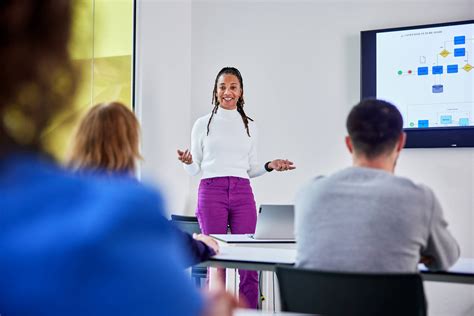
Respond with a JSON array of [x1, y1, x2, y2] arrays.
[[70, 102, 142, 174]]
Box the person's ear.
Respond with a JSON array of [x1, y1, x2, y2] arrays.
[[396, 132, 406, 153], [345, 136, 353, 154]]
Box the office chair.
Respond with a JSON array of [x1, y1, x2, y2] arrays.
[[170, 214, 208, 287], [275, 265, 427, 316], [171, 214, 202, 235]]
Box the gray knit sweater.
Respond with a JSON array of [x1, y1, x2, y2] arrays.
[[295, 167, 460, 272]]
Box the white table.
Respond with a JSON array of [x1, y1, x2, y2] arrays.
[[212, 234, 295, 244], [201, 237, 473, 312], [203, 246, 295, 271], [201, 246, 474, 285], [419, 258, 474, 284]]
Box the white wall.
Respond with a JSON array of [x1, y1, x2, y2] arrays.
[[136, 0, 193, 213], [136, 0, 474, 314]]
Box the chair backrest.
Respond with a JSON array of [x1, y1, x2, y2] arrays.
[[276, 265, 427, 316], [170, 214, 202, 235]]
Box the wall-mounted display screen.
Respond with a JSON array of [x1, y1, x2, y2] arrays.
[[361, 20, 474, 148]]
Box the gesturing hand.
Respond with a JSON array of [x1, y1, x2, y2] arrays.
[[177, 149, 193, 165], [268, 159, 295, 172]]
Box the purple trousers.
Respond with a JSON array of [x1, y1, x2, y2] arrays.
[[196, 176, 258, 309]]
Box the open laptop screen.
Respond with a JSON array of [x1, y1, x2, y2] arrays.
[[253, 205, 295, 240]]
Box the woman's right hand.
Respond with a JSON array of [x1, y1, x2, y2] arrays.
[[177, 149, 193, 164]]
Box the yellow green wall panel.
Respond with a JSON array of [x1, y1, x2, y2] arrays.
[[44, 0, 134, 161]]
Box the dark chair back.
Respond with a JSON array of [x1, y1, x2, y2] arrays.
[[276, 265, 427, 316], [170, 214, 207, 287], [170, 214, 201, 235]]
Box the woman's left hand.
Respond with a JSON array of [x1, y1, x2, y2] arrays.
[[268, 159, 295, 172]]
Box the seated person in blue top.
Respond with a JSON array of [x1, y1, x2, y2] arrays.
[[0, 1, 235, 315], [295, 99, 460, 273], [68, 101, 219, 264]]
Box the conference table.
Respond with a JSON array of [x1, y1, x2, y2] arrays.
[[202, 235, 474, 285], [200, 236, 473, 312]]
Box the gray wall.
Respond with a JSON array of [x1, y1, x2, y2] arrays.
[[136, 0, 474, 314]]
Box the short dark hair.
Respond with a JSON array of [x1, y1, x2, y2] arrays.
[[346, 99, 403, 158]]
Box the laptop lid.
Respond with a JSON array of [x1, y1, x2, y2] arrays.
[[253, 204, 295, 240]]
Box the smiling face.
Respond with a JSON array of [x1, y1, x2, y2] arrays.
[[215, 74, 242, 110]]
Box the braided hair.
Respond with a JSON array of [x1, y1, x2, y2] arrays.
[[207, 67, 254, 137]]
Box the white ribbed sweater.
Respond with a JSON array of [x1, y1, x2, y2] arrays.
[[184, 107, 267, 179]]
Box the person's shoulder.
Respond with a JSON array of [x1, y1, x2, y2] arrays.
[[194, 112, 212, 125], [295, 175, 326, 200], [376, 171, 438, 205], [391, 173, 433, 193], [405, 180, 437, 202], [76, 173, 167, 230], [0, 154, 202, 316], [307, 174, 326, 183], [248, 117, 257, 128], [243, 113, 258, 135], [245, 110, 256, 122], [2, 154, 173, 257], [88, 174, 163, 211], [4, 151, 164, 219], [298, 167, 367, 196], [192, 112, 213, 132], [71, 165, 163, 209], [3, 153, 166, 223]]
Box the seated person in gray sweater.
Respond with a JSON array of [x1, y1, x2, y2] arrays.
[[295, 99, 460, 272]]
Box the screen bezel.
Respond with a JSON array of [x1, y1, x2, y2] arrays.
[[360, 20, 474, 148]]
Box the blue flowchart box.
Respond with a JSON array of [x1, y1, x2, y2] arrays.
[[418, 67, 429, 75], [432, 66, 443, 74], [454, 36, 465, 45], [459, 118, 469, 126], [418, 120, 429, 128], [447, 64, 458, 73], [432, 85, 443, 93], [440, 115, 452, 124], [454, 48, 466, 57]]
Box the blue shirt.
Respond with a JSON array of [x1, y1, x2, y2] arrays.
[[0, 154, 203, 315]]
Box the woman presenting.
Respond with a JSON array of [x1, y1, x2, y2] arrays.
[[177, 67, 294, 308]]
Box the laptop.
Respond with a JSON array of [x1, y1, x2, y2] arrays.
[[249, 204, 295, 240]]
